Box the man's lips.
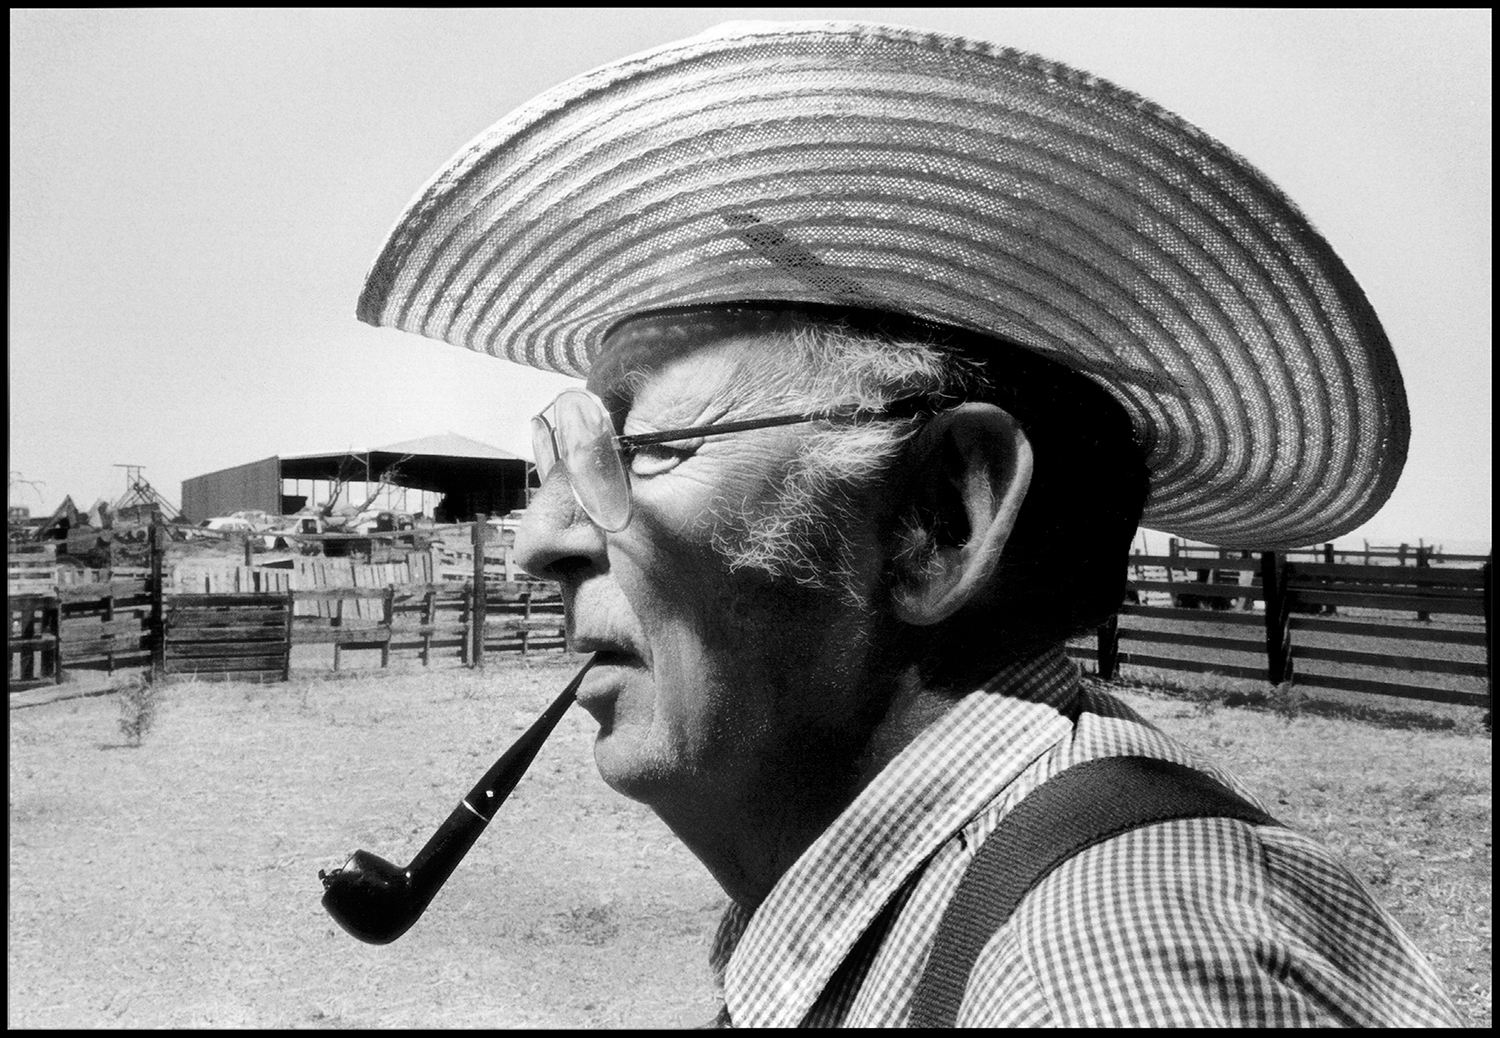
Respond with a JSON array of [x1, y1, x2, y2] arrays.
[[582, 648, 639, 666], [568, 631, 644, 665], [569, 646, 644, 721]]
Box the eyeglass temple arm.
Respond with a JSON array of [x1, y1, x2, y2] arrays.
[[616, 395, 930, 449], [616, 412, 837, 449]]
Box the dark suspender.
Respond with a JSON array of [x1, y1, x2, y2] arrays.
[[908, 755, 1282, 1028]]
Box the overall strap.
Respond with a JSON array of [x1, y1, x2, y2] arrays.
[[908, 755, 1281, 1028]]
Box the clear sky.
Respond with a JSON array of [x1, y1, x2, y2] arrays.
[[9, 8, 1492, 550]]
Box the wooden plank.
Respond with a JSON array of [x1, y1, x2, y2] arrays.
[[1067, 646, 1269, 683], [62, 649, 150, 668], [1117, 628, 1264, 654], [396, 623, 471, 638], [167, 593, 289, 608], [168, 615, 289, 632], [291, 628, 392, 646], [390, 636, 465, 651], [8, 635, 59, 651], [1288, 562, 1486, 586], [168, 641, 293, 659], [295, 587, 390, 602], [61, 617, 143, 639], [168, 601, 288, 616], [55, 580, 149, 601], [1119, 604, 1264, 627], [1287, 588, 1483, 615], [63, 636, 145, 659], [1293, 645, 1487, 678], [1129, 554, 1261, 572], [1126, 580, 1259, 600], [483, 637, 567, 652], [486, 617, 567, 633], [169, 625, 288, 642], [7, 559, 59, 572], [1292, 671, 1486, 707], [1288, 615, 1488, 646]]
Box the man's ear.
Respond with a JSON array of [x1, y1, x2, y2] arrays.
[[890, 403, 1033, 626]]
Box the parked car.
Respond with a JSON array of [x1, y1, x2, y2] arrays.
[[203, 516, 255, 534]]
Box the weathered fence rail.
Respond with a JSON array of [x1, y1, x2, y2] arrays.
[[8, 543, 58, 595], [163, 593, 292, 682], [1071, 552, 1491, 712], [292, 582, 565, 671], [8, 583, 154, 691]]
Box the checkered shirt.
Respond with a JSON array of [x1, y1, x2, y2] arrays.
[[707, 648, 1459, 1027]]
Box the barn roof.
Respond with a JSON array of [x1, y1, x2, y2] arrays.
[[275, 433, 530, 494], [369, 432, 526, 461]]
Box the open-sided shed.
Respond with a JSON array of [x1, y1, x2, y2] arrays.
[[180, 433, 533, 523]]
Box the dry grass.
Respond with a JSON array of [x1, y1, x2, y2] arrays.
[[9, 655, 726, 1028], [8, 655, 1491, 1027]]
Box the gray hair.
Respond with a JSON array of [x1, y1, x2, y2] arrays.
[[703, 321, 964, 602]]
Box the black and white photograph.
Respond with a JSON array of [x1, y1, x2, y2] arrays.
[[9, 8, 1490, 1028]]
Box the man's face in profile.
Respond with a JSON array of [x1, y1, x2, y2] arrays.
[[515, 327, 893, 831]]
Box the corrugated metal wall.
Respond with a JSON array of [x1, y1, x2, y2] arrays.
[[180, 456, 282, 523]]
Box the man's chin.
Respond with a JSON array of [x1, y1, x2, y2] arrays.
[[591, 733, 671, 805]]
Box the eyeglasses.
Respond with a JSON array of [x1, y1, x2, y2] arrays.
[[530, 387, 925, 532]]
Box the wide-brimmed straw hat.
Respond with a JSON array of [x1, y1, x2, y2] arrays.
[[357, 20, 1407, 549]]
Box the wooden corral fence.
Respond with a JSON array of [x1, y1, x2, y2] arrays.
[[9, 520, 566, 691], [8, 543, 58, 594], [162, 593, 291, 683], [8, 582, 153, 692], [1069, 551, 1492, 712], [9, 595, 60, 690], [291, 582, 565, 671]]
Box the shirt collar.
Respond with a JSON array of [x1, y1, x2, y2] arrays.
[[719, 648, 1081, 1027]]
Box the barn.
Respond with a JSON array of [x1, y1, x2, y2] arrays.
[[179, 433, 533, 523]]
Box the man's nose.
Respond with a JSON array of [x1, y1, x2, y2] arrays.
[[514, 469, 608, 581]]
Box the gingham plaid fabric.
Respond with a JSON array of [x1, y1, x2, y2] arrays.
[[707, 648, 1459, 1027]]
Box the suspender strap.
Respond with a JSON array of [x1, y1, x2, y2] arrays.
[[908, 755, 1281, 1028]]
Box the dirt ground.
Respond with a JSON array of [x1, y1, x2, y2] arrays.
[[10, 655, 726, 1028], [8, 653, 1492, 1027]]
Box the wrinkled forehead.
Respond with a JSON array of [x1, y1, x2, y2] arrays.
[[587, 307, 805, 399], [586, 304, 964, 404]]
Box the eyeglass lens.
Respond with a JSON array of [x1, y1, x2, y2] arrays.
[[534, 391, 633, 531]]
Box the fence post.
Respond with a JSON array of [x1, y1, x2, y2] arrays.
[[1415, 545, 1431, 622], [284, 586, 295, 681], [332, 595, 344, 672], [1260, 552, 1294, 685], [521, 591, 533, 658], [104, 590, 116, 676], [1095, 614, 1120, 680], [459, 580, 472, 667], [46, 598, 63, 685], [1483, 560, 1492, 727], [381, 586, 394, 669], [421, 588, 435, 667], [149, 520, 165, 682], [472, 516, 487, 669]]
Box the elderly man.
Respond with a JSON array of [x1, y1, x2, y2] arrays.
[[355, 21, 1457, 1027]]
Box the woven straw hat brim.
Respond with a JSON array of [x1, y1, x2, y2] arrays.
[[357, 20, 1407, 549]]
